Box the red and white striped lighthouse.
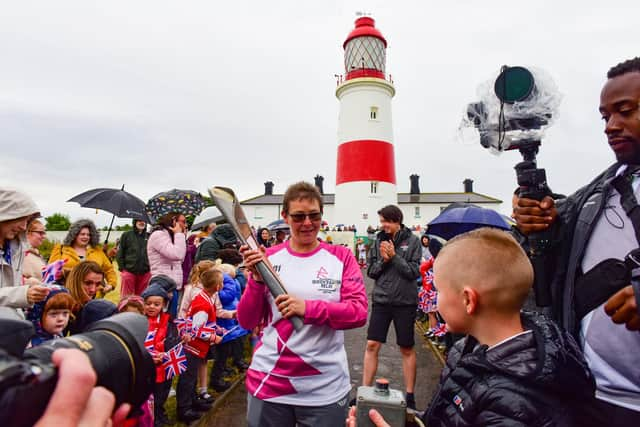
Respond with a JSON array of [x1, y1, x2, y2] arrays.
[[334, 16, 397, 232]]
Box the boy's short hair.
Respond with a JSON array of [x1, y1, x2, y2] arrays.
[[438, 228, 533, 313], [377, 205, 403, 224], [282, 181, 323, 214], [200, 268, 223, 290]]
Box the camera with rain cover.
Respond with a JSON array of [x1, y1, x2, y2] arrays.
[[0, 308, 155, 427], [462, 65, 562, 307]]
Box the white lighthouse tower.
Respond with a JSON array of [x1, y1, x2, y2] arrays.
[[334, 16, 397, 233]]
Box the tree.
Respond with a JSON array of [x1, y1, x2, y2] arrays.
[[115, 224, 132, 231], [45, 213, 71, 231]]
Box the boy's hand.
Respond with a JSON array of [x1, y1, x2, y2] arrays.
[[211, 334, 223, 345]]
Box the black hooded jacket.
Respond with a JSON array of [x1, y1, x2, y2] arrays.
[[367, 226, 421, 306], [194, 224, 238, 263], [424, 312, 595, 427]]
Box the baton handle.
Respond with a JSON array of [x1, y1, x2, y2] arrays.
[[255, 263, 304, 331]]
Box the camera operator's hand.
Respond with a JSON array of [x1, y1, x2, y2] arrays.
[[513, 196, 558, 235], [35, 349, 130, 427], [346, 405, 390, 427], [27, 285, 50, 304], [605, 285, 640, 330]]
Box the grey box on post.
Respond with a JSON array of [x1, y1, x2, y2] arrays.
[[355, 379, 406, 427]]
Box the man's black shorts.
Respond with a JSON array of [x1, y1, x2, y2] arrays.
[[367, 303, 416, 348]]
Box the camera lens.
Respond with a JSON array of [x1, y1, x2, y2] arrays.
[[25, 312, 154, 410]]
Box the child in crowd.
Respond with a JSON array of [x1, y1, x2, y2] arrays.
[[118, 295, 153, 427], [179, 260, 218, 319], [423, 228, 595, 426], [141, 283, 180, 427], [179, 259, 234, 406], [419, 256, 441, 341], [27, 287, 75, 347], [118, 295, 145, 314], [209, 263, 249, 392], [176, 267, 224, 424]]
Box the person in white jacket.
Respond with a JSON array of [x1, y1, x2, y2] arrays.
[[0, 188, 49, 312]]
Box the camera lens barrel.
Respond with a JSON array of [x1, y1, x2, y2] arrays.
[[16, 313, 155, 425]]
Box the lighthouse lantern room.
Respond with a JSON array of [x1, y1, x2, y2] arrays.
[[334, 16, 397, 233]]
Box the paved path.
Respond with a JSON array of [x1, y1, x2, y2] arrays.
[[201, 274, 443, 425]]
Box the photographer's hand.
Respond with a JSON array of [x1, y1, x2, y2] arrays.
[[346, 406, 390, 427], [513, 196, 557, 235], [605, 285, 640, 330], [35, 349, 130, 427]]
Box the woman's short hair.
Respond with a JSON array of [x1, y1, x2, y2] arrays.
[[282, 182, 323, 214]]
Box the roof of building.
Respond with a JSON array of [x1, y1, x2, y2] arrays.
[[241, 192, 500, 205]]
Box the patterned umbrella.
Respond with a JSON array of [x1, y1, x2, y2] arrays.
[[146, 189, 206, 221]]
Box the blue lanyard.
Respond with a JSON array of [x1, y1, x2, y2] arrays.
[[1, 241, 11, 265]]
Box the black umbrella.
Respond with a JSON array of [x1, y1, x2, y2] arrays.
[[68, 185, 151, 243]]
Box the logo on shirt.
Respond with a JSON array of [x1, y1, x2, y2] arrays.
[[312, 267, 341, 293], [317, 267, 329, 279], [453, 394, 465, 412]]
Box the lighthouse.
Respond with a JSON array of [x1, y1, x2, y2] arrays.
[[334, 16, 397, 233]]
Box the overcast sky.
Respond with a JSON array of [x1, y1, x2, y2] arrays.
[[2, 1, 639, 227]]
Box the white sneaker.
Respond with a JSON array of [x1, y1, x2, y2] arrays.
[[168, 387, 176, 397]]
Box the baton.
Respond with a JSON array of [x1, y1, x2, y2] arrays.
[[208, 186, 303, 331]]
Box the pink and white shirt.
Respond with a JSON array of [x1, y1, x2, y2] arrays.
[[237, 241, 367, 406]]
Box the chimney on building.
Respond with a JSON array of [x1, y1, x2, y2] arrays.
[[463, 178, 474, 193], [314, 175, 324, 194], [264, 181, 274, 195], [410, 174, 420, 195]]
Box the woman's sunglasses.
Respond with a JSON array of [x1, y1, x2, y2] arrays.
[[288, 212, 322, 223]]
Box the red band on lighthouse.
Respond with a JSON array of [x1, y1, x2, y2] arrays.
[[336, 140, 396, 185]]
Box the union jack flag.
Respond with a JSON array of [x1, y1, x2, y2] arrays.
[[144, 329, 156, 353], [162, 343, 188, 380], [418, 292, 429, 312], [433, 323, 447, 337], [175, 317, 225, 340], [42, 259, 66, 284]]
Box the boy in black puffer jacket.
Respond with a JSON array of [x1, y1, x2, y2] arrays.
[[422, 228, 596, 427]]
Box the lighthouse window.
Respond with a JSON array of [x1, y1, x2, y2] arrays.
[[370, 107, 378, 120], [370, 182, 378, 194]]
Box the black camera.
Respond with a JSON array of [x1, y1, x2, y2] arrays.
[[465, 65, 561, 307], [0, 309, 155, 427]]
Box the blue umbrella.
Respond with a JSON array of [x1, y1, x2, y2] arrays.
[[427, 205, 511, 240], [267, 219, 289, 231]]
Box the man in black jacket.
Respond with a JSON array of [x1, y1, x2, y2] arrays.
[[194, 224, 238, 263], [116, 219, 150, 296], [515, 58, 640, 424], [361, 205, 421, 409]]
